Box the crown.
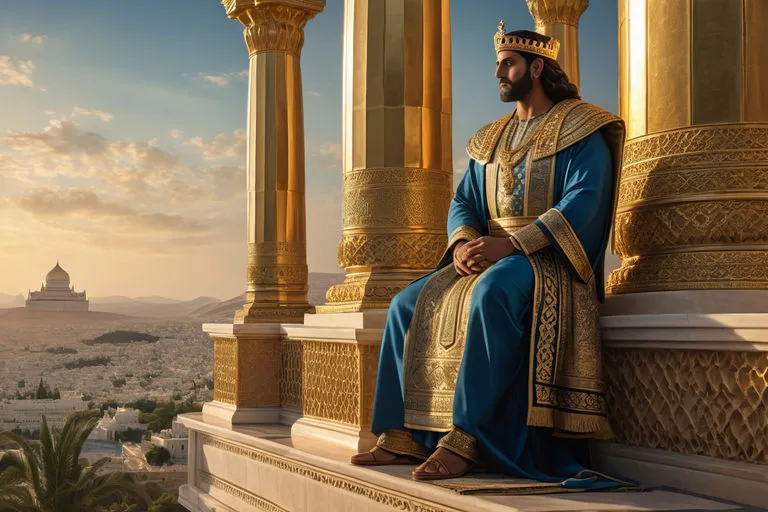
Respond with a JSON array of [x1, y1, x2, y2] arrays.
[[494, 21, 560, 61]]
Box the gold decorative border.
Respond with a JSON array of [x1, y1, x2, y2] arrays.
[[376, 429, 428, 460], [607, 250, 768, 294], [447, 225, 482, 249], [199, 471, 287, 512], [539, 208, 593, 283], [510, 222, 550, 255], [613, 200, 768, 257], [437, 427, 480, 464], [199, 434, 466, 512]]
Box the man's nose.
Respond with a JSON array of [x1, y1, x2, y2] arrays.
[[494, 65, 503, 79]]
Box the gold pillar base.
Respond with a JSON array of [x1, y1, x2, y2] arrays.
[[316, 270, 429, 313], [206, 324, 282, 424], [234, 301, 313, 324]]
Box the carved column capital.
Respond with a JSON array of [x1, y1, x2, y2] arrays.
[[223, 0, 325, 56], [526, 0, 588, 29]]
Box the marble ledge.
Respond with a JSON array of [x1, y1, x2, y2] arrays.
[[178, 412, 744, 512], [601, 313, 768, 351], [201, 322, 384, 345]]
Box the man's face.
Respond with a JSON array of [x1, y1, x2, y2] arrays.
[[495, 50, 533, 102]]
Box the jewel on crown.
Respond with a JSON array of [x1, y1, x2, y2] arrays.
[[493, 20, 560, 61]]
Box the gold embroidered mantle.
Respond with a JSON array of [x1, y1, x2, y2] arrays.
[[402, 100, 625, 438]]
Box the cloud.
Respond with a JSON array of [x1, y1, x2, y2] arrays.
[[16, 188, 133, 217], [170, 129, 184, 139], [71, 107, 113, 122], [20, 33, 47, 45], [319, 143, 342, 163], [5, 120, 108, 157], [307, 90, 321, 97], [198, 70, 248, 88], [0, 55, 35, 87], [186, 129, 246, 161], [15, 187, 209, 235]]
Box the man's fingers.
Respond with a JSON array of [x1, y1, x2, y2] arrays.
[[464, 245, 484, 257]]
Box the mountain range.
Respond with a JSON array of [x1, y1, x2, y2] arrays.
[[0, 273, 346, 322]]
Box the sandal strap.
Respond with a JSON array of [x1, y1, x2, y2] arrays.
[[376, 429, 428, 460]]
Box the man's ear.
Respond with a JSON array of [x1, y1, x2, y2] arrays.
[[532, 57, 544, 79]]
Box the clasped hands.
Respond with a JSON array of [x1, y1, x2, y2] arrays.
[[453, 236, 516, 276]]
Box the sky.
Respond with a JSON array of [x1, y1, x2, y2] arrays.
[[0, 0, 618, 301]]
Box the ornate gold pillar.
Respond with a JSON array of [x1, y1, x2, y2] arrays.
[[203, 0, 324, 427], [596, 1, 768, 505], [609, 0, 768, 294], [225, 0, 324, 324], [526, 0, 589, 88], [317, 0, 454, 313]]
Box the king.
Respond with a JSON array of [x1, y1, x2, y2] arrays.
[[351, 23, 626, 486]]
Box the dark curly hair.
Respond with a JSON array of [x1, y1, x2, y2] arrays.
[[505, 30, 580, 103]]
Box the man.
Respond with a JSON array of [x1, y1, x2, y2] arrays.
[[351, 23, 626, 485]]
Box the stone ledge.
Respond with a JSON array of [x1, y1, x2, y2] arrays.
[[178, 412, 742, 512], [601, 313, 768, 351], [593, 443, 768, 509]]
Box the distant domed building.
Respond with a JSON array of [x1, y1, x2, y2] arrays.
[[26, 261, 89, 311]]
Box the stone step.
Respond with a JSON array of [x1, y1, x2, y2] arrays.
[[179, 414, 759, 512]]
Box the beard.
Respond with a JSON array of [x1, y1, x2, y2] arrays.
[[499, 65, 533, 102]]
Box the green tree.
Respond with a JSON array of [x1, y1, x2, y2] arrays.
[[0, 410, 151, 511], [149, 493, 186, 512], [144, 446, 171, 467]]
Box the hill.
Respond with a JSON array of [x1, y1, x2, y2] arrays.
[[89, 296, 220, 318], [0, 308, 131, 325], [0, 293, 25, 307], [188, 272, 345, 322]]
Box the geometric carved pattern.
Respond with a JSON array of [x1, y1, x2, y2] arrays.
[[211, 336, 281, 408], [279, 339, 303, 411], [337, 164, 452, 308], [607, 250, 768, 293], [301, 341, 361, 425], [610, 124, 768, 293], [605, 348, 768, 464], [199, 434, 464, 512], [279, 339, 380, 428], [199, 471, 287, 512], [613, 199, 768, 255], [337, 233, 447, 270], [213, 338, 238, 405]]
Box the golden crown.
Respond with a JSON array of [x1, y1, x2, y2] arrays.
[[494, 21, 560, 60]]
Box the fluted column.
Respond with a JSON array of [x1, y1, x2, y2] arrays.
[[317, 0, 454, 313], [224, 0, 324, 324], [608, 0, 768, 294], [596, 1, 768, 494], [526, 0, 588, 88]]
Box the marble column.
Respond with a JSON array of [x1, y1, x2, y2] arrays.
[[317, 0, 454, 313], [526, 0, 589, 88]]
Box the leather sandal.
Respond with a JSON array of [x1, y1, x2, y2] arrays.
[[411, 455, 484, 481], [350, 446, 423, 466]]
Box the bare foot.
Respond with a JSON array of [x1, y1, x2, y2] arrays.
[[350, 446, 421, 466], [412, 447, 472, 480]]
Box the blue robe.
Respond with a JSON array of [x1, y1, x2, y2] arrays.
[[370, 129, 620, 485]]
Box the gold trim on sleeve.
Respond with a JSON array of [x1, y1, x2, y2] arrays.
[[539, 208, 593, 283], [447, 225, 482, 249], [436, 426, 481, 464], [376, 429, 429, 460], [509, 223, 550, 255]]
